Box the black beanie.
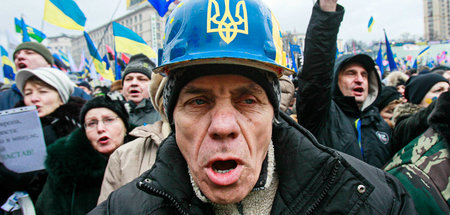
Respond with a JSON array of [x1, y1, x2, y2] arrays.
[[375, 86, 401, 110], [405, 73, 449, 104], [163, 64, 281, 124], [80, 95, 130, 132], [13, 42, 54, 65], [121, 54, 155, 83]]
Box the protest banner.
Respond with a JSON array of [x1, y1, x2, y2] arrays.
[[0, 106, 46, 173]]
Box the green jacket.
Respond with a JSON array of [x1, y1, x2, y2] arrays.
[[35, 128, 108, 215], [385, 91, 450, 215]]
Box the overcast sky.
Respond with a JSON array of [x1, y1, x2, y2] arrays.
[[0, 0, 424, 49]]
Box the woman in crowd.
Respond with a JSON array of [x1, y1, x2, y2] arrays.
[[35, 95, 135, 215], [0, 67, 85, 204], [97, 73, 170, 203]]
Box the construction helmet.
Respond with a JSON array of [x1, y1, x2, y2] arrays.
[[153, 0, 292, 77]]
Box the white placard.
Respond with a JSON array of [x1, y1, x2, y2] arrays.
[[0, 106, 47, 173]]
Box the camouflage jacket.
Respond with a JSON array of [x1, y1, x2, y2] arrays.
[[384, 127, 450, 215]]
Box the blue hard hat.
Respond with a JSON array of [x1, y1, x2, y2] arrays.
[[153, 0, 292, 77]]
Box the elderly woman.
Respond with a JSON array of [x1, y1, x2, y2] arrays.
[[35, 95, 135, 215], [0, 67, 85, 204]]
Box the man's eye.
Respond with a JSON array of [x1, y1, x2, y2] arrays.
[[193, 99, 206, 105], [242, 99, 256, 104]]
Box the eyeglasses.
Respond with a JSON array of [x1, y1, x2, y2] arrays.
[[85, 116, 120, 130]]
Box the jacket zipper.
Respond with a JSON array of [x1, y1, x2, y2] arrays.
[[138, 179, 189, 215], [305, 159, 341, 215]]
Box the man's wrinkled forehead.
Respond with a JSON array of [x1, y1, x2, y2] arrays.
[[181, 77, 265, 97]]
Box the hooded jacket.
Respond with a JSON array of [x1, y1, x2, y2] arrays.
[[296, 2, 393, 168], [89, 113, 416, 215]]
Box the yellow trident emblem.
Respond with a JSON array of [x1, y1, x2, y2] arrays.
[[207, 0, 248, 44]]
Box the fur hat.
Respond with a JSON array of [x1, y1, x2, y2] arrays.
[[163, 64, 281, 124], [405, 73, 448, 104], [13, 42, 54, 65], [121, 54, 156, 83], [385, 71, 409, 87], [16, 67, 75, 104], [80, 95, 130, 132]]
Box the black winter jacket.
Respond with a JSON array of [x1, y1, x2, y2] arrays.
[[296, 2, 393, 168], [35, 128, 108, 215], [89, 113, 416, 214]]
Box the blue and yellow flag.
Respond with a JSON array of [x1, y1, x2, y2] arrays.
[[368, 16, 374, 32], [84, 31, 114, 81], [58, 50, 70, 67], [15, 18, 46, 43], [112, 22, 157, 58], [417, 46, 430, 59], [147, 0, 175, 17], [1, 46, 16, 80], [44, 0, 86, 31]]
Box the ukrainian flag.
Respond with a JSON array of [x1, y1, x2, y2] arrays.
[[44, 0, 86, 31], [83, 31, 114, 81], [112, 22, 157, 59], [58, 50, 70, 67], [15, 18, 46, 42], [368, 16, 374, 32], [417, 46, 430, 59], [1, 46, 16, 80]]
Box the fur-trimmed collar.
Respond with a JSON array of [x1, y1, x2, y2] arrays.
[[45, 128, 107, 191]]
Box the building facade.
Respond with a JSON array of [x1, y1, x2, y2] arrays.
[[423, 0, 450, 41], [48, 4, 167, 71]]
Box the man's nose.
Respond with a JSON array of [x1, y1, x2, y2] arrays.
[[355, 73, 364, 83], [208, 104, 239, 140]]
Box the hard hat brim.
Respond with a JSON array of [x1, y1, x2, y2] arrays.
[[153, 57, 294, 77]]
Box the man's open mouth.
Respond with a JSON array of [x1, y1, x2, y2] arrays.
[[18, 63, 27, 69], [212, 160, 237, 174], [206, 159, 243, 186]]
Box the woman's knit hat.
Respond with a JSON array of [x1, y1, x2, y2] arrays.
[[405, 73, 448, 104], [16, 67, 75, 104], [80, 95, 130, 132], [13, 42, 54, 65]]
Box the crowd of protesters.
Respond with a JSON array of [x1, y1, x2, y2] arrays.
[[1, 0, 449, 214]]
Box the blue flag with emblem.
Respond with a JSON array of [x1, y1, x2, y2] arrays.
[[15, 18, 46, 42]]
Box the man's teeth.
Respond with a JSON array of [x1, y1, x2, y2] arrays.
[[213, 168, 233, 174]]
